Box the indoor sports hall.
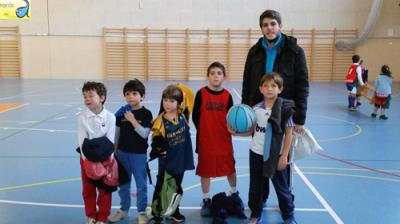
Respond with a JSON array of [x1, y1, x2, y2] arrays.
[[0, 1, 399, 224]]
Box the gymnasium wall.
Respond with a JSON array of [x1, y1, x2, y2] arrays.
[[0, 0, 399, 81]]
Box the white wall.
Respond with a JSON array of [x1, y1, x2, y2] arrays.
[[6, 0, 399, 35], [0, 0, 399, 79]]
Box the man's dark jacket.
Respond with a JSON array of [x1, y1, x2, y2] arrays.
[[242, 33, 309, 125]]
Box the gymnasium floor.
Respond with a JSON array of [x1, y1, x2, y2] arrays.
[[0, 78, 399, 224]]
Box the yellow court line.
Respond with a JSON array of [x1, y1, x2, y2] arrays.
[[0, 178, 80, 191], [2, 168, 399, 192], [183, 174, 249, 192], [308, 115, 363, 142]]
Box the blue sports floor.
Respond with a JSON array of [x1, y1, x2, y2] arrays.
[[0, 79, 399, 224]]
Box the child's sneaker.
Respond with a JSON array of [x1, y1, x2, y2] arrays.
[[379, 115, 388, 120], [200, 198, 212, 217], [284, 217, 298, 224], [349, 107, 358, 111], [371, 113, 377, 118], [108, 209, 128, 222], [169, 211, 186, 223], [147, 216, 162, 224], [86, 217, 96, 224], [138, 213, 148, 224], [247, 217, 261, 224]]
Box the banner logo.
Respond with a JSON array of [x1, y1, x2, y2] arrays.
[[0, 0, 31, 20]]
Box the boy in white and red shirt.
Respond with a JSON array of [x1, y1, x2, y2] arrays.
[[78, 81, 115, 224]]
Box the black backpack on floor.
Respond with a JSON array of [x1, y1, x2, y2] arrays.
[[210, 192, 247, 224]]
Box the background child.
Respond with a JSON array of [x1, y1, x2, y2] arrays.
[[109, 79, 153, 224], [356, 59, 369, 107], [78, 81, 116, 224], [346, 54, 366, 110], [148, 84, 195, 224], [192, 62, 243, 216], [231, 73, 296, 224], [371, 65, 393, 120]]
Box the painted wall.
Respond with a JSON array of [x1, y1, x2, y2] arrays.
[[0, 0, 399, 80]]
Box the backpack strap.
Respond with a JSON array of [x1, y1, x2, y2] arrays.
[[146, 161, 153, 185]]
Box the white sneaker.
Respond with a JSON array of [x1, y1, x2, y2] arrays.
[[96, 222, 107, 224], [108, 209, 128, 222], [138, 213, 148, 224], [86, 217, 96, 224]]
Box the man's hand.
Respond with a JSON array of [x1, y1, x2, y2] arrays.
[[277, 155, 288, 171], [293, 124, 304, 134]]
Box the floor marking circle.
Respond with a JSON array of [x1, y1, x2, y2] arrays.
[[307, 115, 362, 142]]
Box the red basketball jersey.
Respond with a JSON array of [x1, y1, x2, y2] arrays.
[[346, 64, 359, 84], [197, 87, 233, 156]]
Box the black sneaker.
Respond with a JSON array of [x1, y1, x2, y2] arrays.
[[371, 113, 377, 118], [169, 211, 185, 223], [379, 115, 388, 120], [147, 216, 162, 224], [200, 198, 212, 217], [284, 216, 298, 224]]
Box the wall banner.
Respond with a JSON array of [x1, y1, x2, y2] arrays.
[[0, 0, 31, 20]]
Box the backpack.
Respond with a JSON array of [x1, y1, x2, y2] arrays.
[[210, 192, 247, 224], [151, 171, 182, 218]]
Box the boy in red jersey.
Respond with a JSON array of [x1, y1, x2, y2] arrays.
[[192, 62, 244, 217], [346, 55, 365, 110]]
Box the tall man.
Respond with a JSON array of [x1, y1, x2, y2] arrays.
[[242, 9, 309, 224]]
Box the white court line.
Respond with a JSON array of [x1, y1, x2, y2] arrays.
[[0, 199, 327, 212], [232, 88, 343, 223], [0, 126, 251, 141], [294, 164, 344, 224], [0, 127, 76, 133], [0, 86, 71, 101], [18, 121, 39, 125], [231, 87, 242, 101], [53, 116, 67, 120], [0, 121, 38, 125], [33, 100, 158, 105]]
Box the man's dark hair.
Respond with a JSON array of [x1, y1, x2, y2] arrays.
[[207, 61, 226, 77], [259, 9, 282, 27], [123, 79, 145, 96], [82, 81, 107, 104], [352, 55, 360, 63]]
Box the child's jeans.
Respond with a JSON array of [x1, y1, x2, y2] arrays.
[[117, 150, 148, 213], [80, 158, 112, 222]]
